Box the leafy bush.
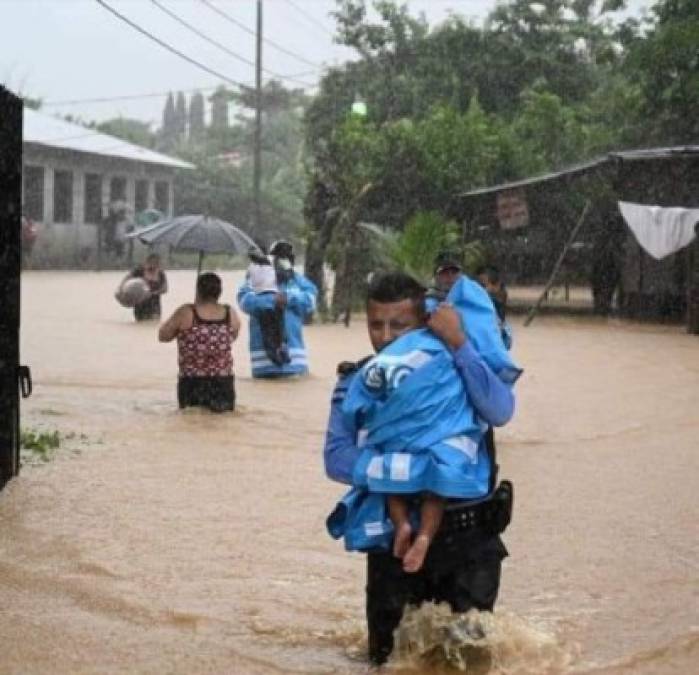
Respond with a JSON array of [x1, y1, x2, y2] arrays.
[[362, 210, 487, 284]]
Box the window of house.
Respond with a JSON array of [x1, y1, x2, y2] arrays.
[[110, 176, 127, 204], [53, 170, 73, 223], [23, 165, 45, 221], [154, 181, 169, 214], [84, 173, 103, 224], [135, 179, 149, 213]]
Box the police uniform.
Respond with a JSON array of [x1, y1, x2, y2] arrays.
[[237, 243, 317, 377], [324, 343, 515, 665]]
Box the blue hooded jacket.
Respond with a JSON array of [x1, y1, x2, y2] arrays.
[[327, 276, 520, 551], [237, 272, 317, 377]]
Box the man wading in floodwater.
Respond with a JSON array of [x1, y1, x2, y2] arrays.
[[323, 271, 520, 665], [237, 240, 317, 377]]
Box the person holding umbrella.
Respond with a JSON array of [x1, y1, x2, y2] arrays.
[[237, 240, 318, 378], [159, 272, 241, 412]]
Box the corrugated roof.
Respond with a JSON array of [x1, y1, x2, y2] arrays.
[[610, 146, 699, 161], [459, 146, 699, 198], [460, 157, 606, 197], [23, 108, 194, 170]]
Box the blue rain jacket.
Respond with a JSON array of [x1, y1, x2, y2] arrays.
[[237, 273, 317, 377], [327, 276, 520, 551]]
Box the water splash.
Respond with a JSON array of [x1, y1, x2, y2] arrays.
[[391, 603, 574, 674]]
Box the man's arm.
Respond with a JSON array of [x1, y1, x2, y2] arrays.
[[428, 304, 515, 427], [236, 283, 277, 316], [452, 341, 514, 427], [323, 374, 361, 484], [286, 275, 317, 317]]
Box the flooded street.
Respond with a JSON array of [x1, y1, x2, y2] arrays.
[[2, 269, 698, 674]]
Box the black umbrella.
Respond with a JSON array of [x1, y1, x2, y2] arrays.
[[128, 214, 258, 276]]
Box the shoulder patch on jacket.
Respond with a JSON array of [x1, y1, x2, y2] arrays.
[[337, 355, 372, 377]]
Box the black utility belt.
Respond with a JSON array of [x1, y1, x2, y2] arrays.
[[441, 480, 514, 537]]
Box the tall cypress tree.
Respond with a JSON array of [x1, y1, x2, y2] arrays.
[[175, 91, 187, 139], [160, 92, 177, 149], [210, 87, 230, 131], [189, 91, 206, 140]]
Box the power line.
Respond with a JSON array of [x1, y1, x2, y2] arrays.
[[94, 0, 249, 90], [41, 70, 322, 108], [199, 0, 321, 69], [43, 86, 221, 107], [148, 0, 316, 88], [150, 0, 255, 67], [283, 0, 335, 38]]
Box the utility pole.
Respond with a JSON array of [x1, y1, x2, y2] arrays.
[[254, 0, 263, 233]]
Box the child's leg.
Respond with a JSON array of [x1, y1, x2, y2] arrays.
[[403, 494, 445, 574], [387, 495, 412, 560], [258, 308, 284, 365], [274, 307, 290, 363]]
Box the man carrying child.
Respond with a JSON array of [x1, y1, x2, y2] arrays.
[[237, 240, 318, 378], [323, 271, 520, 665]]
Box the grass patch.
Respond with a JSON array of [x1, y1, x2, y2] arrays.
[[20, 428, 61, 463]]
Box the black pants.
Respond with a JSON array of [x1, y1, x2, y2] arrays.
[[366, 529, 507, 665], [134, 295, 161, 321], [178, 375, 235, 413], [258, 307, 288, 365]]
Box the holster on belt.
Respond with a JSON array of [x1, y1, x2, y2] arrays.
[[441, 480, 514, 537]]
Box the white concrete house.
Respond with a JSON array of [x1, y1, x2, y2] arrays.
[[22, 108, 194, 265]]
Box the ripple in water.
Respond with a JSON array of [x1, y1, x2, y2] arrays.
[[391, 603, 574, 674]]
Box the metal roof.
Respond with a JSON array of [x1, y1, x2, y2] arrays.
[[459, 157, 606, 198], [23, 108, 194, 170], [610, 146, 699, 161], [459, 146, 699, 198]]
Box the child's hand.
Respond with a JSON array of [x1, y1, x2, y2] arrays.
[[427, 303, 466, 350]]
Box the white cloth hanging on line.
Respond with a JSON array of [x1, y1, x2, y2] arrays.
[[618, 201, 699, 260]]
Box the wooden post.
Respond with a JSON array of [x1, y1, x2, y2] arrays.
[[524, 200, 591, 327], [339, 182, 374, 327], [253, 0, 263, 233], [0, 88, 23, 488], [687, 236, 699, 334]]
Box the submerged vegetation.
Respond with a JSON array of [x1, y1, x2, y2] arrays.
[[20, 428, 61, 462], [20, 427, 93, 465]]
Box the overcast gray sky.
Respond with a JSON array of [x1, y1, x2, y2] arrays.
[[1, 0, 652, 126]]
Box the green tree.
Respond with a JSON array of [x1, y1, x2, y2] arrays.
[[623, 0, 699, 143], [160, 92, 177, 149], [175, 91, 187, 139], [188, 91, 206, 141], [167, 80, 309, 248], [97, 117, 156, 148], [209, 86, 232, 131], [510, 85, 589, 173]]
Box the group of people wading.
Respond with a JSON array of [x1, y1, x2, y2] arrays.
[[120, 243, 519, 666], [149, 240, 317, 412]]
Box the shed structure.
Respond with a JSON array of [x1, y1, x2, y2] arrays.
[[454, 147, 699, 332]]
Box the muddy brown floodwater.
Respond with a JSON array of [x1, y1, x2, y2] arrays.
[[1, 270, 698, 674]]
